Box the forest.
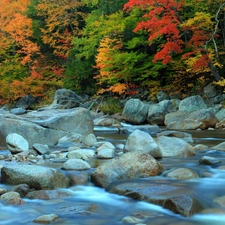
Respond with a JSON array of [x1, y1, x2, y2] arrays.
[[0, 0, 225, 104]]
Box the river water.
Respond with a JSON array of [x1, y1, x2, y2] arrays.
[[1, 127, 225, 224]]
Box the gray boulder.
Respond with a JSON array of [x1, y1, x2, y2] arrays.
[[49, 89, 83, 109], [122, 99, 148, 124], [157, 131, 193, 143], [91, 151, 163, 188], [124, 129, 162, 158], [6, 133, 29, 153], [119, 124, 160, 135], [157, 136, 195, 157], [0, 108, 93, 147], [156, 90, 169, 102], [1, 165, 69, 189], [62, 159, 91, 170], [147, 100, 177, 125], [179, 95, 207, 112]]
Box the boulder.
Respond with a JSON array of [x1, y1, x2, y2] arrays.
[[0, 107, 93, 147], [32, 143, 50, 155], [188, 108, 218, 129], [6, 133, 29, 153], [97, 148, 115, 159], [166, 119, 203, 130], [67, 149, 95, 160], [91, 151, 163, 188], [157, 136, 195, 157], [124, 130, 162, 158], [16, 94, 38, 109], [122, 99, 148, 124], [216, 108, 225, 121], [109, 181, 200, 217], [1, 165, 69, 189], [49, 89, 83, 109], [147, 100, 177, 125], [82, 133, 97, 147], [179, 95, 207, 112]]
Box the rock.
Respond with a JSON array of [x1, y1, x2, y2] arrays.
[[124, 130, 161, 158], [157, 136, 195, 157], [164, 111, 189, 126], [16, 95, 38, 109], [0, 107, 93, 147], [165, 168, 199, 180], [147, 100, 177, 125], [32, 143, 50, 155], [167, 119, 203, 130], [156, 90, 169, 102], [97, 148, 115, 159], [25, 189, 74, 200], [212, 142, 225, 151], [204, 83, 218, 98], [57, 133, 83, 144], [109, 181, 200, 217], [122, 99, 148, 124], [10, 108, 27, 115], [49, 89, 83, 109], [122, 216, 144, 224], [179, 95, 207, 112], [67, 149, 95, 160], [188, 108, 218, 129], [216, 108, 225, 121], [1, 191, 20, 200], [119, 124, 161, 135], [6, 133, 29, 153], [91, 151, 163, 188], [1, 165, 69, 189], [33, 214, 58, 224], [82, 133, 97, 147], [194, 144, 209, 151], [12, 184, 30, 197], [216, 118, 225, 129], [198, 156, 221, 165], [214, 195, 225, 207], [65, 170, 89, 185], [96, 142, 115, 152], [94, 117, 121, 126], [157, 131, 193, 143], [62, 159, 91, 170]]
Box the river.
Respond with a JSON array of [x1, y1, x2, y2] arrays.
[[1, 127, 225, 224]]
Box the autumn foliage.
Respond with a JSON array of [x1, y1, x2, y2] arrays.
[[0, 0, 225, 103]]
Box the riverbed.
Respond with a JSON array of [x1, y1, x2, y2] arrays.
[[1, 127, 225, 224]]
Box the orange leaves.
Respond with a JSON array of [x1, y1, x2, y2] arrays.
[[0, 0, 40, 65]]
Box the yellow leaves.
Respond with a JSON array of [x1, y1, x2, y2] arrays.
[[182, 12, 213, 30]]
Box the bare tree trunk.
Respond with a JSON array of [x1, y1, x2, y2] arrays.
[[208, 61, 221, 81]]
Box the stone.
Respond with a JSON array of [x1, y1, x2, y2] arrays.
[[122, 99, 148, 124], [157, 136, 195, 157], [124, 130, 162, 158], [179, 95, 207, 112], [82, 133, 97, 147], [198, 156, 221, 165], [32, 143, 50, 155], [16, 95, 38, 109], [25, 189, 74, 200], [212, 142, 225, 151], [33, 214, 58, 223], [167, 119, 203, 130], [91, 151, 163, 188], [1, 191, 20, 200], [97, 148, 115, 159], [67, 149, 95, 160], [62, 158, 91, 170], [49, 89, 83, 109], [6, 133, 29, 153], [0, 107, 93, 147], [216, 108, 225, 121], [165, 168, 199, 180], [1, 165, 69, 189], [10, 108, 27, 115], [156, 90, 169, 102], [147, 100, 177, 125], [12, 184, 30, 197]]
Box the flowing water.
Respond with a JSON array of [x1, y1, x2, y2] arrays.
[[1, 127, 225, 224]]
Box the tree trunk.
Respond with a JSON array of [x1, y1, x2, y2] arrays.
[[208, 61, 221, 81]]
